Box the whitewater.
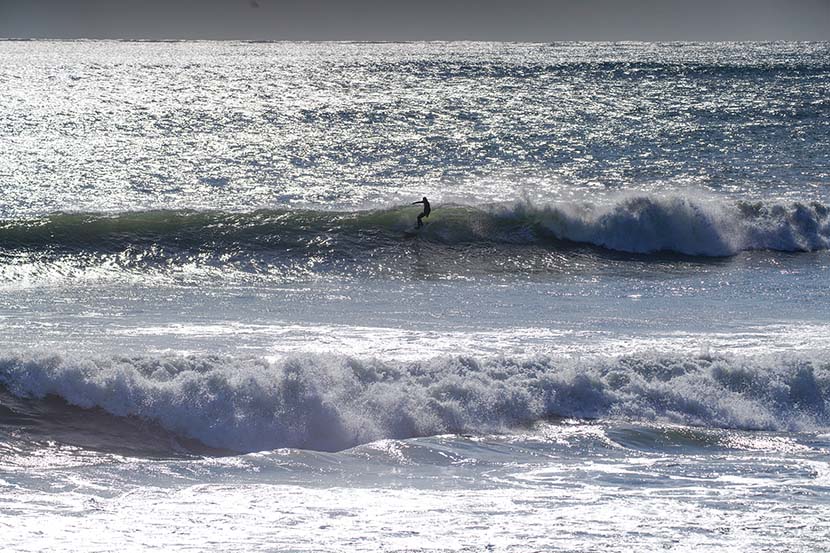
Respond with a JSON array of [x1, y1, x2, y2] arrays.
[[1, 40, 830, 552]]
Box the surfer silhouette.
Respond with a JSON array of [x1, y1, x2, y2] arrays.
[[412, 197, 431, 228]]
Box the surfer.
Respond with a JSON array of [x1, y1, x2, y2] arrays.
[[412, 197, 431, 228]]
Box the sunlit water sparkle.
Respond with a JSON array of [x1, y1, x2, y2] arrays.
[[1, 40, 830, 551]]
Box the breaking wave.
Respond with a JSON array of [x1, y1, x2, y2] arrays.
[[1, 195, 829, 261], [1, 351, 827, 453]]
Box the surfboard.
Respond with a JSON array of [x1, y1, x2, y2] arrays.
[[404, 222, 428, 237]]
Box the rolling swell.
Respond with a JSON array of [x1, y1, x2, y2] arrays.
[[1, 196, 829, 264], [0, 351, 827, 453]]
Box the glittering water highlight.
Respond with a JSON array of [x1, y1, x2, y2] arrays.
[[1, 40, 829, 552]]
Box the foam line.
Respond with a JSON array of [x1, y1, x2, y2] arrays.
[[1, 351, 827, 452]]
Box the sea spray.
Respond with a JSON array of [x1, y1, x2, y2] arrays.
[[2, 351, 828, 452], [2, 196, 828, 258]]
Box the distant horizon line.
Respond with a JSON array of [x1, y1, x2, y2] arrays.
[[2, 37, 826, 44]]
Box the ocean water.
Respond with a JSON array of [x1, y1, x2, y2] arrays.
[[1, 40, 830, 551]]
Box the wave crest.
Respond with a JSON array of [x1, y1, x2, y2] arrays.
[[1, 352, 827, 453], [514, 195, 830, 255], [1, 196, 829, 261]]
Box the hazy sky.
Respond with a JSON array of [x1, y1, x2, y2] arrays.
[[1, 0, 828, 41]]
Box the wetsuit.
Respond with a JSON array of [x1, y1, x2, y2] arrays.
[[412, 197, 431, 228]]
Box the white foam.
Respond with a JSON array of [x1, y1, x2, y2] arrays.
[[1, 351, 827, 453], [500, 195, 830, 255]]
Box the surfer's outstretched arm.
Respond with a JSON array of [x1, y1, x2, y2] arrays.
[[412, 200, 424, 205]]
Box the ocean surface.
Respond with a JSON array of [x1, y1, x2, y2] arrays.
[[1, 40, 829, 551]]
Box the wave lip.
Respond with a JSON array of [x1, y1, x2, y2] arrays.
[[1, 352, 827, 453], [1, 196, 829, 261], [520, 195, 830, 256]]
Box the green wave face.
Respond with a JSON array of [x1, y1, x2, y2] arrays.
[[0, 205, 553, 253], [1, 197, 828, 285], [2, 197, 829, 255]]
